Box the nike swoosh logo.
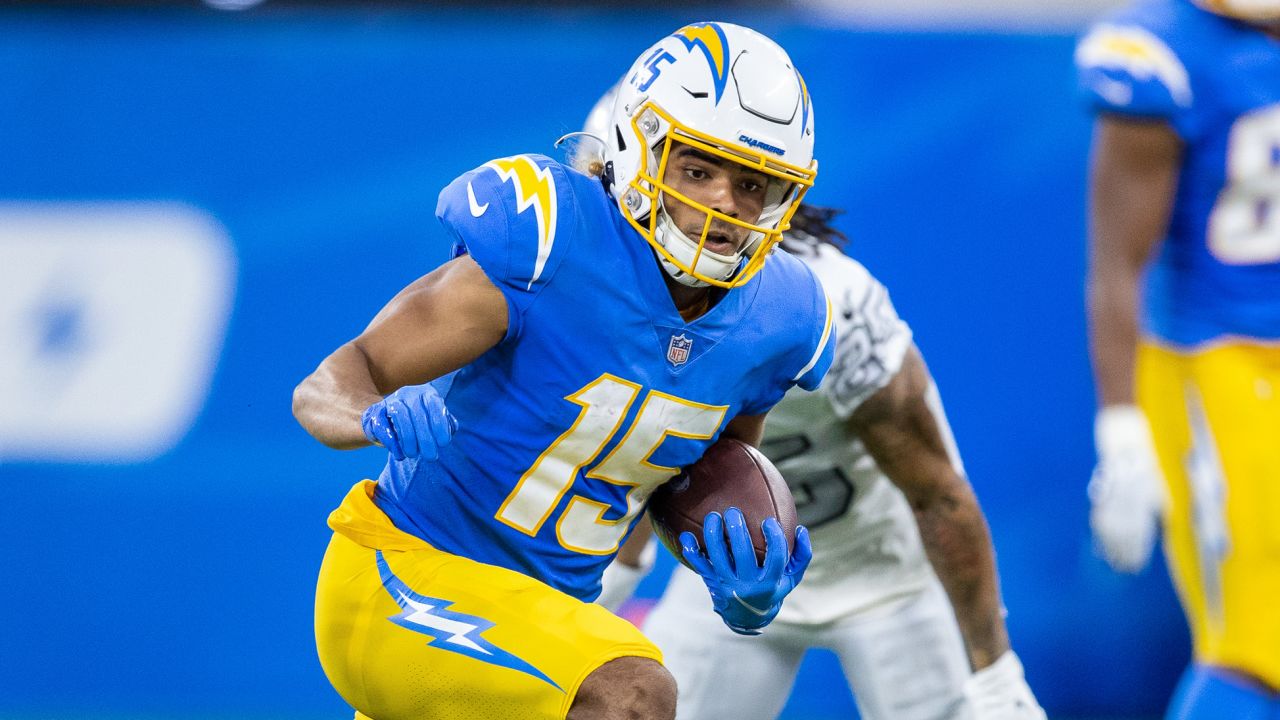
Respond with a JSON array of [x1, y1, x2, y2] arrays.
[[466, 182, 489, 218], [731, 592, 772, 617], [1092, 77, 1133, 107]]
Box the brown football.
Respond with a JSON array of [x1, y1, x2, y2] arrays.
[[648, 437, 798, 569]]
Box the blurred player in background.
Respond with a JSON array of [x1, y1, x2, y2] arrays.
[[1077, 1, 1280, 717], [294, 23, 831, 720], [577, 87, 1046, 720]]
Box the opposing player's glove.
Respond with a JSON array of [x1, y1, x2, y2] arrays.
[[965, 651, 1047, 720], [361, 384, 457, 461], [679, 507, 812, 636], [1088, 405, 1168, 573]]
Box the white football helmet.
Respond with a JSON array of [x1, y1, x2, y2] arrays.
[[598, 22, 817, 289], [1192, 0, 1280, 20]]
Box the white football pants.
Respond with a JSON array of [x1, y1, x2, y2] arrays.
[[643, 567, 973, 720]]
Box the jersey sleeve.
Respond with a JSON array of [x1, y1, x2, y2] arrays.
[[738, 258, 836, 416], [1074, 22, 1193, 129], [436, 154, 576, 341], [793, 287, 836, 393], [820, 261, 913, 419]]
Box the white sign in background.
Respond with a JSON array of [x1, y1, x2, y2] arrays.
[[0, 203, 236, 463]]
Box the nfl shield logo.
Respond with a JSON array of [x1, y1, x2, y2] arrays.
[[667, 334, 693, 366]]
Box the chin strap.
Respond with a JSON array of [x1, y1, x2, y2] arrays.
[[656, 251, 712, 288], [652, 200, 742, 287]]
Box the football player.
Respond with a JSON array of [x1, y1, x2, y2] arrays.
[[1077, 1, 1280, 717], [579, 88, 1046, 720], [294, 23, 833, 720]]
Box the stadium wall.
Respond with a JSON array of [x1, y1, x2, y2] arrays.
[[0, 7, 1186, 718]]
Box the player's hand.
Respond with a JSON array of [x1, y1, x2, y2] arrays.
[[1088, 405, 1168, 573], [678, 507, 812, 636], [361, 384, 457, 461], [965, 651, 1047, 720]]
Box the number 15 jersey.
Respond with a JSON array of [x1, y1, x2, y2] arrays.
[[371, 154, 834, 603]]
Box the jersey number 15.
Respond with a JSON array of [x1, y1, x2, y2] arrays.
[[495, 373, 727, 555]]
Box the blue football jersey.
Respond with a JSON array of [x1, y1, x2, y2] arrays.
[[1076, 0, 1280, 347], [372, 154, 835, 601]]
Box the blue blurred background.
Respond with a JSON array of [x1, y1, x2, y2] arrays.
[[0, 3, 1188, 719]]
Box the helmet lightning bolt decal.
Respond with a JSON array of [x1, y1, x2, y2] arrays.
[[674, 23, 730, 103], [795, 69, 811, 136], [376, 550, 562, 690], [485, 156, 558, 290]]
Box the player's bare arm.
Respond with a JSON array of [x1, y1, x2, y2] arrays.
[[292, 254, 507, 449], [1087, 115, 1182, 407], [847, 346, 1009, 670], [721, 411, 767, 447]]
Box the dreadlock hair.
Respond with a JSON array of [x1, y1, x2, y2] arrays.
[[783, 203, 848, 252]]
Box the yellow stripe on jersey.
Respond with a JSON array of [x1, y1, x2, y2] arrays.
[[794, 291, 834, 382]]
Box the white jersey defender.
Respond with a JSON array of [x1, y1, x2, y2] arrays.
[[641, 231, 974, 720]]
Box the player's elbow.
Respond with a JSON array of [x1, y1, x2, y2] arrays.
[[291, 373, 343, 446], [291, 379, 310, 426], [291, 375, 324, 438], [903, 471, 971, 515]]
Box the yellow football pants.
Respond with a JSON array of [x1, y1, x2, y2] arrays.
[[1138, 340, 1280, 689], [315, 480, 663, 719]]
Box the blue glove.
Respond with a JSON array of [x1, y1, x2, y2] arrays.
[[361, 384, 457, 461], [679, 507, 812, 635]]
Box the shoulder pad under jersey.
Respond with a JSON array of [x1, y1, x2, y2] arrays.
[[1076, 2, 1194, 123], [437, 154, 580, 327]]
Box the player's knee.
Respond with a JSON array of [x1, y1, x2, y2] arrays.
[[569, 656, 676, 720]]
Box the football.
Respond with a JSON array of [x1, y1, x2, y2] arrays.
[[649, 437, 798, 569]]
